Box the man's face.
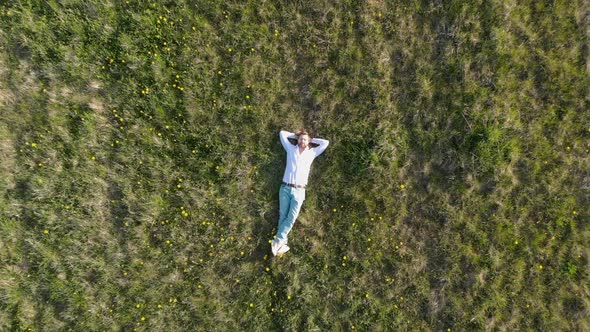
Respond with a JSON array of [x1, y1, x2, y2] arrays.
[[298, 134, 310, 148]]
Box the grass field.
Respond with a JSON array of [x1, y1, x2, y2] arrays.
[[1, 0, 589, 330]]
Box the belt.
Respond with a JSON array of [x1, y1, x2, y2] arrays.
[[282, 181, 306, 189]]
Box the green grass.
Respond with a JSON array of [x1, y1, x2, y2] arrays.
[[1, 0, 589, 330]]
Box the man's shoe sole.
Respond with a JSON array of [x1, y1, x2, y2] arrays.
[[277, 245, 290, 256]]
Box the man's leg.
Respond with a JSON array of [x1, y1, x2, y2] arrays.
[[275, 188, 305, 245], [275, 185, 292, 245]]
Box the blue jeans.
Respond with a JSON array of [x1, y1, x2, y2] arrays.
[[276, 184, 306, 245]]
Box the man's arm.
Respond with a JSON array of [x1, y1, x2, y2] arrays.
[[279, 130, 297, 151], [311, 137, 329, 156]]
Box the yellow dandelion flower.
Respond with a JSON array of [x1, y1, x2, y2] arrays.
[[43, 229, 49, 234]]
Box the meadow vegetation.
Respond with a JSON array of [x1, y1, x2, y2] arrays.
[[1, 0, 589, 330]]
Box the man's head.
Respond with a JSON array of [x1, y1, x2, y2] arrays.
[[296, 128, 311, 149]]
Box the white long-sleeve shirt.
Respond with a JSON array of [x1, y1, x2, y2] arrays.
[[279, 130, 329, 187]]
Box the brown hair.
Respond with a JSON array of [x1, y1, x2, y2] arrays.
[[296, 128, 311, 139]]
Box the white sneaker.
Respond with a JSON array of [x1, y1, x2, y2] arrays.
[[271, 240, 280, 256], [277, 244, 290, 256]]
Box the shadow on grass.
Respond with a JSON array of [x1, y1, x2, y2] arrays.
[[248, 147, 284, 262], [106, 180, 130, 247]]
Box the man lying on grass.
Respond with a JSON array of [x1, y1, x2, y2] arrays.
[[272, 128, 329, 256]]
